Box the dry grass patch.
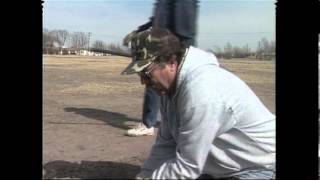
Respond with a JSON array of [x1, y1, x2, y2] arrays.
[[60, 82, 144, 95], [44, 55, 131, 72], [220, 59, 275, 84]]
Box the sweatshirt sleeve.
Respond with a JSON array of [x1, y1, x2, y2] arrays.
[[139, 98, 177, 177]]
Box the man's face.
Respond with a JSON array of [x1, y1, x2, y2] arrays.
[[139, 60, 177, 96]]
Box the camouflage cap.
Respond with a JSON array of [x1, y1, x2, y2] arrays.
[[121, 28, 181, 75]]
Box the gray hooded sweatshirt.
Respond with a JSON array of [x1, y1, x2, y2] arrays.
[[140, 46, 275, 179]]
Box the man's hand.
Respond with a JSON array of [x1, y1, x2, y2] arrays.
[[135, 172, 151, 180]]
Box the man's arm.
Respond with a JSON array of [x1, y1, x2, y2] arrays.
[[137, 97, 176, 178]]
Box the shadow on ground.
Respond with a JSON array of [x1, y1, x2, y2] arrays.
[[43, 160, 140, 179], [63, 107, 140, 130]]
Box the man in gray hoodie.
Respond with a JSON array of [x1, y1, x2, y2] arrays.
[[122, 28, 275, 180]]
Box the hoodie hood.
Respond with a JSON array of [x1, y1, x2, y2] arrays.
[[174, 46, 220, 97]]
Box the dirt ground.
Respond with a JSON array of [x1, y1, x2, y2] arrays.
[[43, 55, 275, 179]]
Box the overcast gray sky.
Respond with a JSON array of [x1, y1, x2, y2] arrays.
[[43, 0, 275, 51]]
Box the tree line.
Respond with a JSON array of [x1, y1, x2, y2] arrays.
[[207, 38, 275, 60], [43, 28, 128, 54], [43, 28, 275, 60]]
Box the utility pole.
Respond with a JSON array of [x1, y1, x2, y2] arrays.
[[88, 32, 91, 50], [246, 44, 249, 56], [257, 41, 261, 59]]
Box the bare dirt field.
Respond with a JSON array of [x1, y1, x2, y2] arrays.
[[43, 55, 275, 179]]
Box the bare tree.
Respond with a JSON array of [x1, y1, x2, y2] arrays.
[[242, 44, 250, 56], [48, 30, 59, 47], [106, 43, 126, 53], [224, 42, 233, 59], [261, 38, 270, 54], [256, 38, 275, 60], [56, 30, 69, 48], [48, 29, 70, 54], [209, 46, 223, 58], [212, 46, 222, 54], [43, 28, 50, 48], [232, 46, 242, 58], [70, 32, 89, 49], [43, 28, 57, 54], [269, 40, 275, 54], [92, 40, 107, 49]]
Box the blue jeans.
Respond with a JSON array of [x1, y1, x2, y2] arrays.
[[142, 88, 160, 128], [142, 0, 198, 128], [153, 0, 198, 47]]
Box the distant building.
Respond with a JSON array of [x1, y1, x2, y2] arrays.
[[78, 49, 110, 56], [43, 47, 111, 56]]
